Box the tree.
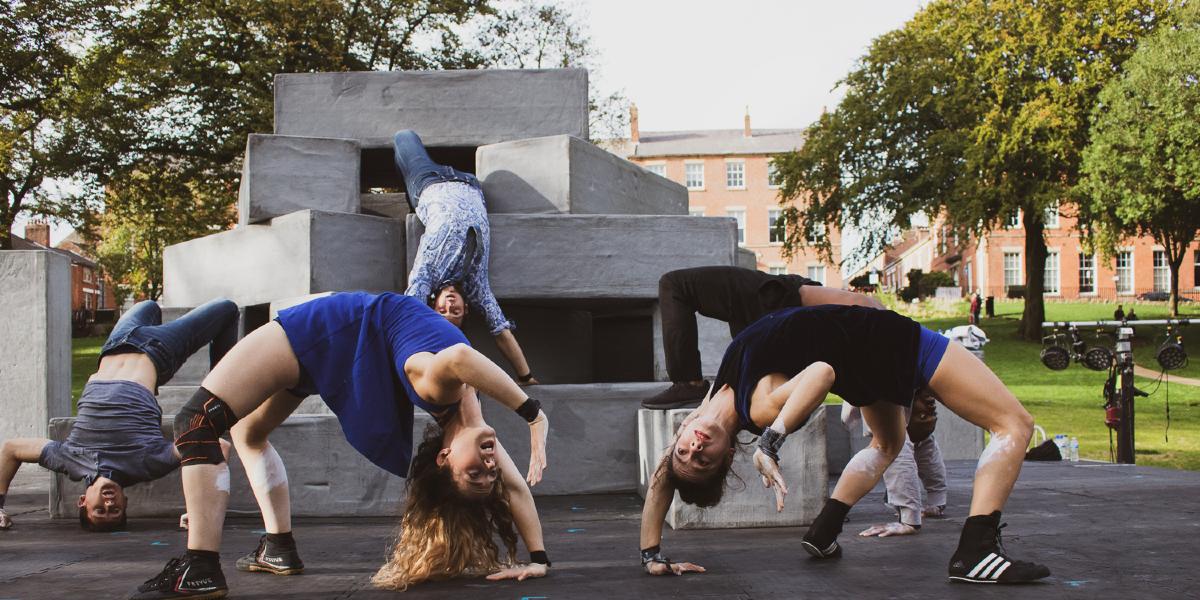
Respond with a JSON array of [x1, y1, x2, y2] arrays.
[[1078, 8, 1200, 316], [775, 0, 1177, 339], [0, 0, 112, 249]]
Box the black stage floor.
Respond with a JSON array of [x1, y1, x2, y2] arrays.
[[2, 460, 1198, 599]]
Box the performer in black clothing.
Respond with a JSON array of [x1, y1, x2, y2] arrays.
[[640, 305, 1049, 584], [645, 266, 884, 409]]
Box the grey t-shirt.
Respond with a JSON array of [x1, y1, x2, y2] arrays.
[[39, 380, 178, 487]]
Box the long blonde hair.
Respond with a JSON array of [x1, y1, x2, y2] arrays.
[[372, 424, 518, 590]]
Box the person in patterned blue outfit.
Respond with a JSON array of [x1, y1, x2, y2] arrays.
[[393, 129, 537, 386]]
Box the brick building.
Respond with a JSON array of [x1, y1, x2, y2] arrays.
[[12, 221, 116, 313], [858, 204, 1196, 301], [614, 107, 843, 286]]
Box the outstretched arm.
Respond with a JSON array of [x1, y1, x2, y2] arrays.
[[0, 438, 52, 529], [495, 329, 537, 386], [799, 286, 885, 309], [438, 344, 549, 485], [640, 460, 706, 576], [752, 362, 837, 511], [486, 440, 549, 582]]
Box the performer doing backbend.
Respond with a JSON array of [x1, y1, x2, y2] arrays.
[[128, 292, 551, 599], [0, 298, 238, 532], [393, 129, 539, 385], [640, 304, 1049, 584]]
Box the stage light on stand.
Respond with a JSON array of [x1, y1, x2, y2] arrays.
[[1040, 343, 1071, 371], [1156, 327, 1187, 371], [1083, 346, 1115, 371]]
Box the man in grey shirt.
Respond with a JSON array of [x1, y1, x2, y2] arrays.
[[0, 298, 238, 531]]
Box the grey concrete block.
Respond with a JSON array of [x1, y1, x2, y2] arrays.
[[477, 135, 687, 215], [163, 210, 404, 308], [238, 134, 361, 226], [274, 69, 589, 147], [360, 193, 409, 219], [49, 414, 433, 518], [737, 247, 758, 270], [0, 251, 71, 441], [637, 406, 827, 529], [652, 307, 731, 381], [405, 214, 739, 300], [268, 293, 334, 320], [155, 386, 330, 416], [480, 383, 660, 495]]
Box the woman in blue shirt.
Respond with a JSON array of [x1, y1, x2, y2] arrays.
[[129, 292, 551, 599], [639, 305, 1049, 585]]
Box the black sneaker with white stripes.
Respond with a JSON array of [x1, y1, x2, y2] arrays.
[[127, 552, 227, 599], [948, 511, 1049, 584], [236, 534, 305, 575]]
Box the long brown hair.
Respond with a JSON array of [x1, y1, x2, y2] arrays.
[[372, 424, 518, 590], [654, 432, 742, 508]]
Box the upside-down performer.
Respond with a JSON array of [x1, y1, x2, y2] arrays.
[[639, 304, 1049, 584], [1, 298, 238, 532], [127, 292, 551, 599]]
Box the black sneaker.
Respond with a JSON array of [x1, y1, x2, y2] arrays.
[[800, 538, 842, 559], [641, 381, 708, 409], [236, 535, 305, 575], [800, 498, 849, 560], [948, 513, 1050, 584], [127, 554, 227, 599]]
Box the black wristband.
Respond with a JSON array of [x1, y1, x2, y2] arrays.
[[640, 545, 671, 566], [530, 550, 550, 566], [516, 397, 542, 423], [518, 372, 535, 383], [757, 427, 786, 464]]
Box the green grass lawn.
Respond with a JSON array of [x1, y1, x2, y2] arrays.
[[67, 298, 1200, 470], [71, 336, 105, 414], [918, 299, 1200, 471]]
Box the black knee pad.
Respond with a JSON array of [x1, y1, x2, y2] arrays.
[[174, 386, 238, 466]]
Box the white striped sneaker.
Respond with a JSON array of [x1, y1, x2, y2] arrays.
[[948, 524, 1050, 584]]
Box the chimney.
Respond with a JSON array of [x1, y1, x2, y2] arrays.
[[629, 103, 640, 143], [25, 220, 50, 247], [743, 106, 751, 138]]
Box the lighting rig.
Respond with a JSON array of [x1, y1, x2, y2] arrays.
[[1040, 318, 1189, 464]]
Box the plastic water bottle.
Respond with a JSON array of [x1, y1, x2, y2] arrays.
[[1069, 437, 1080, 462], [1054, 434, 1068, 459]]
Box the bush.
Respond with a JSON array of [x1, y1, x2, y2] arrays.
[[919, 271, 956, 297]]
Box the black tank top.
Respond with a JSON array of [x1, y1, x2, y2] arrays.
[[712, 305, 922, 434]]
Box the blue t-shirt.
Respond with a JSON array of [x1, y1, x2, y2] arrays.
[[38, 380, 177, 487]]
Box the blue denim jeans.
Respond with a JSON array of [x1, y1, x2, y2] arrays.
[[101, 298, 240, 387], [392, 129, 480, 206]]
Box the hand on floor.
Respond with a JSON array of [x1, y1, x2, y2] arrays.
[[858, 522, 917, 537], [645, 560, 706, 576], [487, 562, 548, 581], [922, 505, 945, 518]]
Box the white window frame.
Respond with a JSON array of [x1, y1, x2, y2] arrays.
[[1003, 251, 1022, 289], [806, 264, 827, 286], [1153, 249, 1170, 293], [768, 264, 787, 275], [1044, 202, 1060, 229], [725, 159, 746, 190], [1005, 210, 1022, 229], [1044, 249, 1060, 295], [1116, 249, 1134, 295], [644, 162, 667, 179], [806, 222, 826, 245], [727, 208, 746, 246], [767, 209, 784, 245], [767, 160, 782, 189], [688, 206, 705, 217], [684, 161, 705, 191], [1078, 252, 1096, 296]]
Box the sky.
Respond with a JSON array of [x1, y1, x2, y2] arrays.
[[581, 0, 927, 133]]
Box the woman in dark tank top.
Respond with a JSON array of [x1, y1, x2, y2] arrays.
[[639, 305, 1050, 585]]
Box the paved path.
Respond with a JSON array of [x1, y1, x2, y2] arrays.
[[3, 460, 1199, 599], [1134, 364, 1200, 386]]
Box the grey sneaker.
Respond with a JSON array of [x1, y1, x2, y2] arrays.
[[641, 381, 708, 410]]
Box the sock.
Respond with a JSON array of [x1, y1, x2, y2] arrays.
[[185, 549, 221, 565], [0, 493, 6, 509], [806, 498, 852, 547], [265, 531, 296, 551], [955, 511, 1001, 555]]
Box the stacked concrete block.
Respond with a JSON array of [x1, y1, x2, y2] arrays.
[[406, 214, 738, 300], [359, 193, 410, 219], [0, 251, 71, 441], [637, 407, 827, 529], [274, 69, 589, 147], [238, 134, 361, 226], [476, 135, 688, 215], [163, 210, 404, 308], [480, 384, 662, 496], [49, 413, 433, 518]]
